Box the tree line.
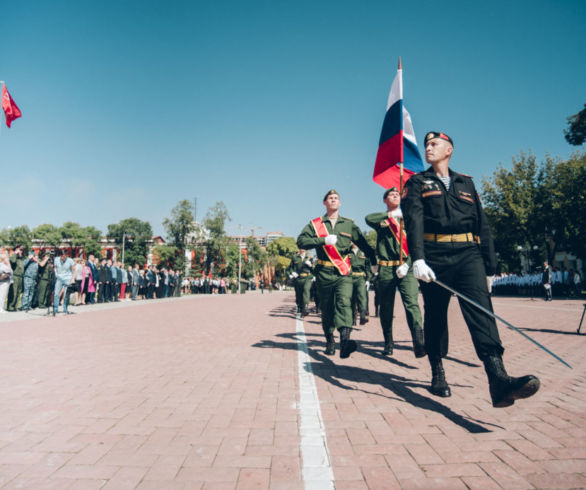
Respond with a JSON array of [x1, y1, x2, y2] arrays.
[[481, 149, 585, 273]]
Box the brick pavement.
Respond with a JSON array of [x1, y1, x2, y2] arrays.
[[0, 291, 584, 489]]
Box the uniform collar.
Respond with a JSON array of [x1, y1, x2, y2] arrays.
[[423, 166, 463, 181], [322, 214, 344, 223]]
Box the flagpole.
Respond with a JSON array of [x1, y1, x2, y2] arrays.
[[397, 58, 405, 265]]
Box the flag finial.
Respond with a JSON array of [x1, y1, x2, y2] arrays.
[[398, 57, 402, 70]]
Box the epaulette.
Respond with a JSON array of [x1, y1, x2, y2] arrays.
[[455, 171, 473, 178], [341, 216, 354, 221]]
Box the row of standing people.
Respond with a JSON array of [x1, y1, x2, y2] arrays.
[[492, 266, 582, 299], [0, 248, 182, 315]]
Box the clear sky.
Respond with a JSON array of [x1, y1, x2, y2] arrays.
[[1, 0, 584, 239]]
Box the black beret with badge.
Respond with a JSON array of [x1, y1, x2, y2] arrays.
[[425, 131, 454, 147]]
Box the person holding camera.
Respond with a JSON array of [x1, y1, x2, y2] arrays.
[[22, 250, 49, 311], [6, 245, 25, 312], [53, 250, 75, 315], [35, 251, 54, 309]]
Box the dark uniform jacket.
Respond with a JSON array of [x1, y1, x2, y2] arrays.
[[402, 167, 496, 275], [98, 264, 109, 283]]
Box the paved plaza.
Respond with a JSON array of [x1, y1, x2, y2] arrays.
[[0, 291, 585, 489]]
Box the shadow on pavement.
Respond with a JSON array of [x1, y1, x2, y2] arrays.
[[252, 318, 498, 433]]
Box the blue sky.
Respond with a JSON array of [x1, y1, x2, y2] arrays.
[[1, 0, 584, 239]]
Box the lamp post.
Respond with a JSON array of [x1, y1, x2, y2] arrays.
[[238, 225, 242, 294], [121, 233, 129, 265]]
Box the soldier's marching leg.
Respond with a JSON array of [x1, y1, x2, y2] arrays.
[[378, 279, 396, 355], [398, 273, 426, 358], [318, 277, 336, 355], [301, 278, 312, 317], [355, 277, 369, 325], [420, 281, 452, 396], [334, 276, 356, 358]]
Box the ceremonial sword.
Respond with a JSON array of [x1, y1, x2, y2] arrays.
[[433, 279, 572, 369]]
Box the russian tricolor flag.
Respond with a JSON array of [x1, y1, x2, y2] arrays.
[[373, 61, 424, 190]]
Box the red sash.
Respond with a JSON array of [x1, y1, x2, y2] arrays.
[[386, 217, 409, 259], [311, 217, 351, 276]]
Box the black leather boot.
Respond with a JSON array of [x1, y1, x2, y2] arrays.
[[483, 355, 540, 408], [429, 356, 451, 397], [359, 310, 368, 325], [339, 327, 357, 359], [412, 327, 426, 358], [383, 339, 393, 356], [325, 333, 336, 356], [382, 331, 393, 356]]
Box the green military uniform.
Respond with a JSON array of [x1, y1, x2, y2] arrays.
[[6, 251, 25, 311], [287, 253, 314, 315], [36, 260, 54, 308], [365, 211, 425, 357], [297, 214, 375, 357], [349, 247, 373, 324]]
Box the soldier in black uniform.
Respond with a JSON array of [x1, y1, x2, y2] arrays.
[[402, 131, 540, 408]]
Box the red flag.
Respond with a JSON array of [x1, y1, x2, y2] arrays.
[[1, 85, 22, 128]]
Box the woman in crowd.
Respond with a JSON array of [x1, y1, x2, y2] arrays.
[[0, 252, 12, 313]]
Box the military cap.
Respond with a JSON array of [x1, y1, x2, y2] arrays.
[[383, 187, 399, 199], [425, 131, 454, 147], [323, 189, 339, 201]]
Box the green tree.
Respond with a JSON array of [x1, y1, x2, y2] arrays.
[[0, 225, 32, 251], [202, 202, 231, 275], [203, 201, 230, 238], [32, 224, 62, 248], [266, 237, 298, 284], [163, 200, 196, 271], [545, 151, 586, 260], [243, 237, 268, 279], [152, 244, 180, 269], [564, 103, 586, 146], [482, 152, 548, 272], [266, 237, 298, 259], [82, 226, 103, 258], [58, 222, 102, 258], [108, 218, 153, 266]]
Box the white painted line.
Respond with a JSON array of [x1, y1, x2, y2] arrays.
[[296, 314, 335, 489]]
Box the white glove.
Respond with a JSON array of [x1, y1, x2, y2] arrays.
[[390, 207, 403, 220], [305, 260, 312, 267], [413, 259, 436, 283], [486, 275, 494, 293], [396, 262, 410, 279], [324, 234, 337, 246], [291, 272, 299, 279], [365, 281, 370, 290]]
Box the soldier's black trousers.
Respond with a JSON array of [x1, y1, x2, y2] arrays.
[[419, 244, 504, 361]]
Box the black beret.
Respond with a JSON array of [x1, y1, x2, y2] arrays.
[[425, 131, 454, 147], [383, 187, 399, 199]]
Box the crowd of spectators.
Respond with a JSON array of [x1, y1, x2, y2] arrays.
[[0, 246, 272, 314], [492, 267, 582, 298], [1, 246, 183, 314]]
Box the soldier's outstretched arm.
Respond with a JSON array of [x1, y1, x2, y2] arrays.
[[365, 212, 387, 230]]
